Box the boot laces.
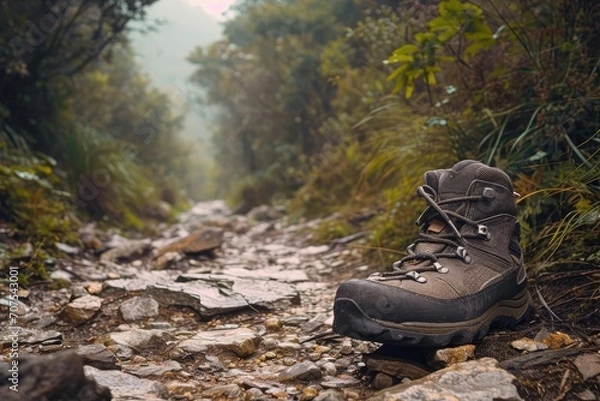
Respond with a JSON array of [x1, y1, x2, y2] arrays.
[[369, 185, 490, 283]]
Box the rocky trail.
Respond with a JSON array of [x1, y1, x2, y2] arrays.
[[1, 201, 599, 401]]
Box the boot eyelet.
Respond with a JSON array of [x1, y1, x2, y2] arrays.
[[406, 271, 427, 283], [456, 246, 472, 264], [477, 224, 491, 240], [482, 187, 496, 200], [434, 262, 448, 274]]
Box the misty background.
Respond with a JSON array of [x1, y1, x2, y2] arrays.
[[131, 0, 223, 142]]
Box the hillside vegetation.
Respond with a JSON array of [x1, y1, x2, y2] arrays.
[[190, 0, 600, 269], [0, 0, 202, 279]]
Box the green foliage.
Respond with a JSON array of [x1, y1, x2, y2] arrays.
[[383, 0, 600, 268], [0, 143, 77, 242], [312, 215, 356, 244], [199, 0, 600, 271], [0, 137, 78, 281], [0, 1, 204, 281], [387, 0, 493, 98]]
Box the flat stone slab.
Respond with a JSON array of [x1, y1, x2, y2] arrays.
[[85, 365, 168, 400], [122, 360, 182, 377], [76, 344, 118, 370], [177, 327, 262, 358], [221, 266, 309, 282], [108, 329, 167, 349], [61, 295, 103, 323], [0, 328, 62, 348], [154, 227, 224, 257], [368, 358, 523, 401], [105, 271, 299, 317], [120, 296, 160, 322]]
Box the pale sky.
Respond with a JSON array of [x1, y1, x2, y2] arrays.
[[184, 0, 238, 20]]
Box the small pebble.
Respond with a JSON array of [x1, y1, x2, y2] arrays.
[[301, 386, 320, 401], [372, 372, 394, 390], [246, 388, 265, 400], [320, 362, 337, 377], [340, 341, 353, 355], [264, 317, 283, 332], [511, 338, 548, 352]]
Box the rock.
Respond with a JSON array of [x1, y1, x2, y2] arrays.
[[321, 375, 362, 388], [119, 296, 160, 322], [202, 383, 243, 398], [0, 351, 111, 401], [372, 372, 395, 390], [61, 295, 103, 323], [152, 273, 300, 317], [222, 266, 309, 282], [55, 242, 80, 255], [0, 296, 30, 316], [154, 227, 223, 257], [363, 351, 430, 380], [278, 361, 323, 382], [510, 338, 548, 352], [123, 360, 182, 377], [109, 328, 167, 350], [177, 328, 261, 358], [104, 270, 300, 317], [86, 282, 104, 294], [302, 313, 331, 332], [76, 344, 119, 370], [320, 362, 337, 376], [166, 380, 199, 396], [282, 315, 309, 326], [367, 358, 523, 401], [340, 340, 353, 355], [85, 365, 168, 400], [428, 344, 476, 368], [314, 389, 346, 401], [153, 251, 182, 270], [113, 344, 134, 360], [248, 204, 282, 221], [541, 331, 575, 349], [301, 386, 320, 400], [246, 387, 267, 400], [100, 239, 151, 263], [0, 328, 62, 348], [573, 353, 600, 381], [264, 317, 283, 332], [50, 269, 74, 282], [72, 285, 89, 298]]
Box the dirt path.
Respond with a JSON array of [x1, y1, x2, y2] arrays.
[[1, 201, 599, 400]]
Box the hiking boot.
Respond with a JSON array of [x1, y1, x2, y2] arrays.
[[333, 160, 534, 346]]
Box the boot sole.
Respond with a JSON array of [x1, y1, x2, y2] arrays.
[[333, 289, 534, 347]]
